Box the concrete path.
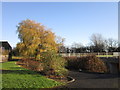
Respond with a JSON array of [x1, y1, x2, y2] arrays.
[[58, 70, 119, 88]]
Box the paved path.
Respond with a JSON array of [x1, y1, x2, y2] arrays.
[[58, 70, 119, 88]]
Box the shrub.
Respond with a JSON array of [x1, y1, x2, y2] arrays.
[[65, 55, 108, 73], [17, 51, 68, 77], [82, 55, 108, 73], [40, 51, 68, 77], [65, 56, 79, 69], [17, 59, 43, 71]]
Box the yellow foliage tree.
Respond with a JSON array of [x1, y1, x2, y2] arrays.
[[17, 19, 58, 59], [16, 19, 68, 76]]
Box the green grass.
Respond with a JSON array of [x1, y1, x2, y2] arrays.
[[12, 56, 23, 59], [96, 55, 113, 57], [0, 61, 62, 88]]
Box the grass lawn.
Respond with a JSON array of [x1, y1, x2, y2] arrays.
[[96, 55, 113, 57], [12, 56, 23, 59], [0, 61, 63, 88]]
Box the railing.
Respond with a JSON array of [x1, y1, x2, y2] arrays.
[[59, 52, 119, 57]]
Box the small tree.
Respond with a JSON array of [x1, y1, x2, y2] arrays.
[[41, 50, 68, 76]]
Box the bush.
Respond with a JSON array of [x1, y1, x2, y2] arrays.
[[17, 51, 68, 77], [41, 51, 68, 77], [65, 55, 108, 73], [82, 55, 108, 73], [17, 59, 43, 71], [65, 56, 79, 69]]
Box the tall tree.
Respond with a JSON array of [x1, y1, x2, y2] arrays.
[[17, 19, 58, 59]]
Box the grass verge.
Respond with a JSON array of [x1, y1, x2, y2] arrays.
[[96, 55, 113, 57], [0, 61, 62, 88]]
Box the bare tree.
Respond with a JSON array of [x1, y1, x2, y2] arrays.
[[71, 42, 83, 48], [107, 38, 118, 52], [90, 33, 105, 52], [107, 38, 118, 47], [104, 39, 109, 52], [71, 42, 84, 53], [56, 36, 65, 46]]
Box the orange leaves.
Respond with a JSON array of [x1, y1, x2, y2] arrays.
[[17, 19, 59, 59]]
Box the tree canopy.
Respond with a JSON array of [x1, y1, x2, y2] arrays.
[[16, 19, 68, 77], [17, 19, 59, 59]]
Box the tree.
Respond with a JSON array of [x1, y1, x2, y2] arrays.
[[12, 47, 20, 56], [71, 42, 83, 48], [107, 38, 117, 47], [16, 19, 68, 76], [17, 19, 58, 59], [107, 38, 118, 52], [56, 36, 65, 46], [71, 42, 84, 53], [117, 42, 120, 52], [58, 45, 67, 53], [56, 36, 66, 53], [90, 33, 105, 52]]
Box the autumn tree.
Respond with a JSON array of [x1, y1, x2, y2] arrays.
[[17, 19, 58, 59], [16, 19, 68, 76]]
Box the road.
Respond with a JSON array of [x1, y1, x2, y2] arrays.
[[58, 70, 119, 88]]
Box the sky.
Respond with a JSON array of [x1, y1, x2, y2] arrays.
[[2, 2, 118, 48]]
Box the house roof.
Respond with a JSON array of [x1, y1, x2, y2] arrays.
[[0, 41, 12, 50]]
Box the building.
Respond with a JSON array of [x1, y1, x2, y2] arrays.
[[0, 41, 12, 62]]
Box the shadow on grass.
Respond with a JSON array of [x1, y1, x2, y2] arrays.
[[9, 59, 20, 62], [2, 69, 39, 75], [9, 67, 25, 70]]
